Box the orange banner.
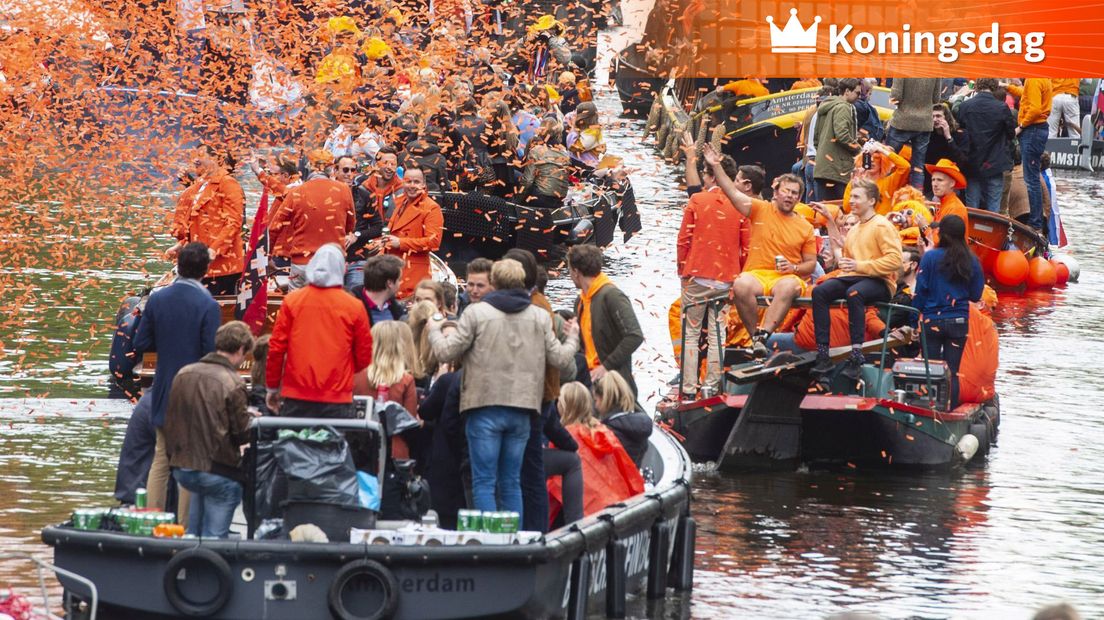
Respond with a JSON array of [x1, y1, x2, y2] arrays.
[[653, 0, 1104, 77]]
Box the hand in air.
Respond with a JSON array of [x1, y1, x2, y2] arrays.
[[702, 143, 722, 167]]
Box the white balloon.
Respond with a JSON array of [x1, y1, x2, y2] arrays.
[[1053, 254, 1081, 283]]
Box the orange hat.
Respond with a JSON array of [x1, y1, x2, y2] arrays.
[[924, 158, 967, 189], [308, 148, 334, 167]]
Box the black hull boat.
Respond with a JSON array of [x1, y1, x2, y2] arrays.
[[660, 302, 1000, 472], [438, 176, 640, 273], [42, 417, 694, 620], [613, 46, 665, 119]]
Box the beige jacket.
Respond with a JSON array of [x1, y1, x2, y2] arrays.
[[429, 292, 578, 413]]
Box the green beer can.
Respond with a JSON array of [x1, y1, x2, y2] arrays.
[[72, 509, 89, 530], [501, 511, 519, 534], [134, 488, 148, 509], [457, 509, 482, 532], [482, 511, 503, 533]]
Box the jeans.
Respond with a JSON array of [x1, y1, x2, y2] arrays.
[[465, 406, 531, 519], [964, 175, 1005, 212], [344, 260, 366, 290], [803, 161, 817, 202], [521, 403, 551, 532], [1020, 123, 1049, 230], [886, 127, 931, 188], [922, 316, 969, 409], [173, 468, 242, 538], [544, 448, 583, 524], [811, 276, 890, 348]]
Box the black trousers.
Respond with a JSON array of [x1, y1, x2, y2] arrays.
[[923, 316, 969, 409], [521, 402, 552, 532], [203, 273, 239, 296], [811, 276, 890, 348], [815, 178, 846, 201]]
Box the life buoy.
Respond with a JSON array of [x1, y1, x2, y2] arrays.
[[328, 559, 399, 620], [162, 547, 233, 616]]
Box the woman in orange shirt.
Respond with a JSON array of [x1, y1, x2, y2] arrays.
[[810, 179, 903, 381]]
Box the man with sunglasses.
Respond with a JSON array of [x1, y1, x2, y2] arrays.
[[335, 156, 384, 288]]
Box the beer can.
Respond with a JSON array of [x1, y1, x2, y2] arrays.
[[775, 255, 786, 271], [135, 488, 148, 509], [457, 509, 481, 532], [72, 509, 89, 530], [501, 512, 519, 534], [482, 511, 502, 534], [894, 389, 907, 403], [87, 508, 104, 530]]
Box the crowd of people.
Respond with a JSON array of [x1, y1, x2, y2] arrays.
[[116, 230, 648, 537], [674, 76, 1035, 409]]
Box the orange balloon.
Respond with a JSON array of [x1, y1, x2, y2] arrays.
[[994, 250, 1029, 287], [1050, 259, 1071, 286], [1026, 256, 1057, 289]]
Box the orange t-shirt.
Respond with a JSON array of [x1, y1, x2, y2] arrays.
[[744, 199, 817, 272], [932, 193, 970, 245]]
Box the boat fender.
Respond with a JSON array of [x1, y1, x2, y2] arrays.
[[955, 433, 980, 464], [1053, 254, 1080, 283], [566, 554, 592, 620], [328, 559, 399, 620], [668, 515, 696, 591], [644, 98, 662, 140], [969, 422, 991, 458], [646, 521, 671, 599], [162, 547, 234, 617], [605, 539, 627, 619]]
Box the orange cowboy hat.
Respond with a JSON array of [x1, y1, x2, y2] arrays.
[[924, 158, 967, 189]]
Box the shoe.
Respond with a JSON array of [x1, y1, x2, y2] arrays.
[[750, 337, 769, 359], [840, 358, 863, 383], [811, 354, 835, 376]]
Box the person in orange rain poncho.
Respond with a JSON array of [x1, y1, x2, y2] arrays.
[[958, 287, 999, 404], [841, 143, 912, 215], [547, 382, 643, 520]]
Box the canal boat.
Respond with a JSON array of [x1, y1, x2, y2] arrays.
[[966, 206, 1050, 280], [660, 302, 1000, 472], [613, 45, 665, 119], [42, 415, 695, 620]]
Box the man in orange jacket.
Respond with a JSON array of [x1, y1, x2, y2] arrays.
[[265, 244, 372, 418], [382, 167, 443, 299], [1005, 79, 1052, 231], [270, 149, 356, 289]]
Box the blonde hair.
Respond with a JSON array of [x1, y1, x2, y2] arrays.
[[491, 259, 526, 290], [366, 321, 415, 388], [406, 300, 438, 379], [558, 382, 598, 428], [593, 371, 636, 416]]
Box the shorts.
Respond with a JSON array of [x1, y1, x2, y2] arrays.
[[741, 269, 809, 296]]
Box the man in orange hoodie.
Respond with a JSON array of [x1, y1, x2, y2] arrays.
[[1005, 79, 1052, 231], [269, 149, 356, 289], [676, 153, 746, 398], [265, 244, 372, 418]]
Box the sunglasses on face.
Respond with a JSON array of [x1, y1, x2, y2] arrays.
[[340, 167, 357, 173]]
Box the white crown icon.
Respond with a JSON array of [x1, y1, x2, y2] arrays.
[[766, 8, 821, 53]]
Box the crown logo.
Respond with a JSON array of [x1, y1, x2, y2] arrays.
[[766, 8, 821, 53]]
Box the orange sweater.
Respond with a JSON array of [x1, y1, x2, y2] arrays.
[[1007, 80, 1053, 127], [1050, 78, 1079, 97], [838, 214, 903, 294]]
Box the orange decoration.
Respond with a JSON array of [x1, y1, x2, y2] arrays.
[[993, 250, 1029, 288], [1026, 256, 1057, 290]]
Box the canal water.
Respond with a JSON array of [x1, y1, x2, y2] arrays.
[[2, 88, 1103, 618]]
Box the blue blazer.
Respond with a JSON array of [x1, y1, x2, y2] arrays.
[[133, 279, 221, 427]]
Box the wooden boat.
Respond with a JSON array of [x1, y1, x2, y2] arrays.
[[42, 416, 695, 620], [659, 302, 1000, 472], [966, 207, 1050, 279]]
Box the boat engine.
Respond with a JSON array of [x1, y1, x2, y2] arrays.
[[891, 358, 952, 411]]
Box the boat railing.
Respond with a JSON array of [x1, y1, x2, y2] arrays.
[[874, 302, 935, 407], [245, 402, 386, 539], [0, 551, 98, 620]]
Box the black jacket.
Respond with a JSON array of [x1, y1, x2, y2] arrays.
[[418, 371, 467, 529], [402, 140, 450, 194], [603, 411, 652, 467], [954, 91, 1017, 178], [346, 183, 384, 261]]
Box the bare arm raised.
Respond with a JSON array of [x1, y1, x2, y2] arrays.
[[703, 143, 753, 216]]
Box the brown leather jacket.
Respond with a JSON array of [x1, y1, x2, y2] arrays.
[[164, 353, 251, 475]]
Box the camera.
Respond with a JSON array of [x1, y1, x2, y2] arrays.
[[862, 151, 873, 170]]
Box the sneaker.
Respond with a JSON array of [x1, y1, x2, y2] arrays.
[[750, 337, 769, 359], [840, 358, 863, 383], [811, 354, 835, 376]]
